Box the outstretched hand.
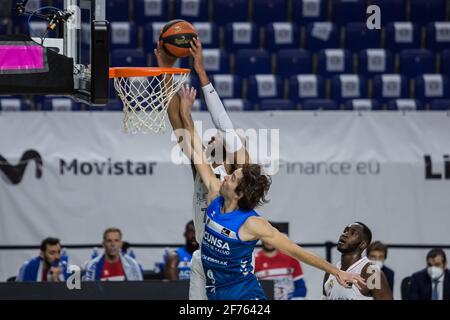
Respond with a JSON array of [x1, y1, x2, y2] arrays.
[[178, 85, 197, 114], [335, 270, 366, 290], [154, 41, 177, 68]]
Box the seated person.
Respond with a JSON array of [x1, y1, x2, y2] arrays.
[[84, 228, 143, 281], [122, 241, 136, 258], [17, 237, 68, 282], [255, 222, 307, 300], [409, 248, 450, 300], [122, 241, 144, 274], [165, 220, 199, 280], [366, 241, 394, 292]]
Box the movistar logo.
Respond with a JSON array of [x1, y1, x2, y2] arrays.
[[0, 150, 43, 185]]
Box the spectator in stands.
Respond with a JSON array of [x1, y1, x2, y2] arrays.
[[122, 241, 135, 258], [165, 220, 199, 280], [122, 241, 144, 274], [84, 227, 143, 281], [409, 248, 450, 300], [367, 241, 394, 291], [254, 222, 307, 300], [17, 237, 68, 282]]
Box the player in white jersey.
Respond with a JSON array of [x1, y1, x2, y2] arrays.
[[155, 38, 250, 299], [323, 222, 393, 300]]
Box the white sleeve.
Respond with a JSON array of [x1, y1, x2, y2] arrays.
[[202, 83, 243, 153]]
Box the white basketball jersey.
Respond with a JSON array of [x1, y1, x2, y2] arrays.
[[323, 257, 373, 300], [192, 164, 228, 244]]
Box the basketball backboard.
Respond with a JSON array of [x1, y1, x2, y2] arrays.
[[64, 0, 109, 105], [11, 0, 109, 105]]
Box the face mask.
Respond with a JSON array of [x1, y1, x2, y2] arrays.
[[427, 266, 444, 280], [372, 260, 384, 269]]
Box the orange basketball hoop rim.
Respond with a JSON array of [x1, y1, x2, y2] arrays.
[[109, 67, 191, 134], [109, 67, 191, 78]]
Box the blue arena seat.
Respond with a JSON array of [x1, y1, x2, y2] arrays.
[[317, 49, 353, 76], [429, 99, 450, 111], [201, 49, 230, 74], [344, 99, 382, 111], [399, 49, 436, 78], [211, 74, 242, 99], [301, 99, 339, 110], [331, 75, 368, 103], [410, 0, 446, 26], [42, 98, 80, 111], [0, 98, 33, 111], [225, 23, 259, 50], [110, 22, 138, 50], [370, 0, 407, 24], [304, 22, 340, 52], [385, 22, 421, 53], [265, 23, 300, 52], [52, 0, 64, 8], [111, 49, 146, 67], [359, 49, 395, 76], [193, 22, 220, 48], [387, 99, 424, 111], [252, 0, 288, 25], [426, 22, 450, 52], [259, 99, 296, 111], [414, 74, 450, 104], [292, 0, 328, 25], [372, 74, 409, 103], [212, 0, 249, 25], [173, 0, 209, 22], [222, 99, 253, 111], [134, 0, 169, 26], [21, 21, 57, 39], [345, 23, 382, 53], [143, 22, 167, 54], [276, 49, 312, 77], [331, 0, 367, 25], [106, 0, 129, 22], [247, 75, 283, 103], [289, 75, 326, 102], [235, 49, 271, 77]]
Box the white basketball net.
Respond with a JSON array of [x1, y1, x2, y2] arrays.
[[113, 72, 190, 133]]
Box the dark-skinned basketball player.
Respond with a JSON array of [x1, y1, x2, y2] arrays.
[[323, 222, 393, 300]]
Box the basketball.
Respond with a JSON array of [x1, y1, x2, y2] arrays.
[[159, 19, 198, 58]]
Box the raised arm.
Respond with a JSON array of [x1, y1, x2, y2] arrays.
[[154, 43, 183, 133], [178, 86, 221, 199], [239, 216, 366, 289], [190, 38, 251, 169]]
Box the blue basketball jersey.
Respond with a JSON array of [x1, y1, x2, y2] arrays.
[[201, 196, 266, 300], [176, 247, 192, 280]]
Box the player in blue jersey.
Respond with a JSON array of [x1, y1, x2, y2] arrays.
[[155, 37, 251, 299], [176, 86, 366, 300], [165, 220, 199, 280]]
